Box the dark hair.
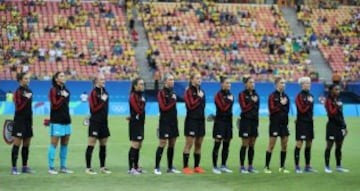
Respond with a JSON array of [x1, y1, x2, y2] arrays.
[[16, 72, 28, 82], [189, 72, 199, 86], [130, 77, 143, 93], [52, 71, 63, 86], [274, 77, 283, 85], [220, 76, 228, 84], [242, 76, 251, 84], [328, 84, 339, 92]]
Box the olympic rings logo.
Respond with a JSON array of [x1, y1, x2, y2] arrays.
[[111, 105, 126, 113]]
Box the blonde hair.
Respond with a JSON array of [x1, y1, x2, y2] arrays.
[[163, 73, 174, 82], [92, 73, 105, 86], [298, 76, 311, 85]]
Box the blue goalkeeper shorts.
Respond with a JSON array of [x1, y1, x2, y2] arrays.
[[49, 123, 72, 137]]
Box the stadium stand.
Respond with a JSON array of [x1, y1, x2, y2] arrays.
[[0, 0, 137, 80], [142, 2, 315, 82], [298, 5, 359, 82], [0, 1, 357, 83]]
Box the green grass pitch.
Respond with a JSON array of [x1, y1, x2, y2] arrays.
[[0, 115, 359, 191]]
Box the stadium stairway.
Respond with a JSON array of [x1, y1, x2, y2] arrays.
[[309, 50, 333, 83], [126, 7, 153, 83], [281, 7, 332, 83]]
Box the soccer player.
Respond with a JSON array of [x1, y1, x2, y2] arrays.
[[128, 77, 146, 175], [324, 84, 349, 173], [264, 77, 290, 173], [154, 74, 181, 175], [212, 76, 234, 174], [238, 77, 259, 173], [85, 73, 112, 175], [48, 71, 73, 175], [294, 77, 317, 173], [11, 72, 33, 175], [182, 73, 206, 174]]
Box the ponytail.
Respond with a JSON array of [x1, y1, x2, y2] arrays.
[[220, 76, 228, 84], [130, 77, 143, 94], [188, 72, 199, 87], [274, 76, 283, 85], [52, 71, 62, 87], [242, 76, 251, 84], [16, 72, 28, 82]]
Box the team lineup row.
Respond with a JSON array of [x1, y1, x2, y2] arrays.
[[9, 71, 349, 175]]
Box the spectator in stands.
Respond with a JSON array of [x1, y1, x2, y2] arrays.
[[268, 37, 276, 55], [129, 16, 135, 31], [48, 47, 56, 64], [118, 0, 125, 8], [70, 68, 78, 79], [22, 64, 30, 73], [31, 42, 39, 57], [59, 0, 70, 9], [110, 65, 118, 74], [99, 64, 111, 74], [154, 69, 161, 91], [234, 56, 245, 65], [7, 29, 15, 41], [110, 20, 118, 30], [43, 72, 51, 80], [69, 39, 78, 53], [0, 1, 6, 11], [309, 71, 319, 82], [349, 53, 358, 62], [55, 49, 63, 62], [309, 32, 318, 48], [65, 67, 71, 76], [250, 19, 257, 31], [38, 47, 46, 62], [131, 29, 139, 45], [332, 70, 342, 86], [105, 9, 115, 18], [58, 39, 66, 49], [112, 43, 123, 56], [44, 25, 56, 33]]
